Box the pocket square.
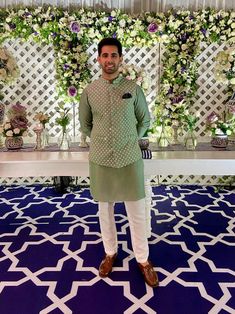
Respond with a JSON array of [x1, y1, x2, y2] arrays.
[[122, 92, 132, 99]]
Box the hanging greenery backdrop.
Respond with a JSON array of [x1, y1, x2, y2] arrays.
[[0, 6, 235, 123]]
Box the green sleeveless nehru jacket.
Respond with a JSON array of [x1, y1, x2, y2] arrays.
[[79, 76, 150, 202]]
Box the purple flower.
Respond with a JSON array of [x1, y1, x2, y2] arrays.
[[112, 33, 117, 38], [9, 23, 16, 29], [172, 95, 184, 104], [23, 12, 32, 17], [181, 66, 186, 73], [201, 28, 207, 36], [167, 87, 173, 95], [11, 116, 28, 129], [207, 112, 218, 123], [108, 16, 113, 22], [63, 64, 70, 70], [67, 86, 77, 97], [181, 33, 188, 43], [228, 104, 235, 114], [70, 21, 80, 33], [147, 23, 158, 33], [12, 104, 26, 113]]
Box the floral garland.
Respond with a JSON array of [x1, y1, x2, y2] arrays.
[[0, 46, 20, 100], [0, 47, 19, 83], [0, 6, 235, 122], [214, 46, 235, 94]]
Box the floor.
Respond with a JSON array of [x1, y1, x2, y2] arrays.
[[0, 185, 234, 314]]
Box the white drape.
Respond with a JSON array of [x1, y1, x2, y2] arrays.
[[0, 0, 234, 12]]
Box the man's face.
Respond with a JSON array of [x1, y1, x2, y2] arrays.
[[97, 45, 123, 76]]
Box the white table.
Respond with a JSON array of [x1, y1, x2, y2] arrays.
[[1, 149, 235, 237], [1, 150, 235, 177]]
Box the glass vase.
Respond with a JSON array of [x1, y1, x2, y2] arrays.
[[41, 125, 49, 148], [158, 123, 169, 148], [58, 128, 71, 150], [184, 129, 197, 150]]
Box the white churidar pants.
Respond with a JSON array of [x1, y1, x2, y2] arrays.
[[98, 198, 149, 263]]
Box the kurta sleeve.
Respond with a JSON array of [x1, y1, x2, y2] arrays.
[[134, 85, 151, 138], [79, 89, 93, 137]]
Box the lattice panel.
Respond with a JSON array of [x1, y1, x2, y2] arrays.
[[1, 39, 72, 140], [192, 42, 228, 138], [0, 176, 90, 186]]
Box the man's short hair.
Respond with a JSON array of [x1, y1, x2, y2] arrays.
[[98, 38, 122, 56]]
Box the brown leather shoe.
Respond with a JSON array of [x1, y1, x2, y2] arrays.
[[99, 253, 117, 277], [138, 261, 159, 287]]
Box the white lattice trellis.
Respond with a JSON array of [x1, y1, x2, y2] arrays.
[[0, 39, 233, 186]]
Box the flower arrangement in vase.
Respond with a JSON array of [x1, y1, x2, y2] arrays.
[[55, 103, 72, 150], [206, 109, 235, 148], [1, 104, 28, 149], [33, 112, 50, 148], [179, 110, 200, 150]]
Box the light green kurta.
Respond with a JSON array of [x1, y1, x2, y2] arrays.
[[79, 76, 150, 202], [89, 159, 145, 202]]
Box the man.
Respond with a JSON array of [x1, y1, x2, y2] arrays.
[[79, 38, 158, 287]]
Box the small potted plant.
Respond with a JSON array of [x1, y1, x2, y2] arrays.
[[206, 110, 235, 148], [1, 104, 28, 150], [138, 128, 154, 150]]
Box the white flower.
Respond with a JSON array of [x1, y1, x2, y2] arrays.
[[119, 63, 149, 93], [230, 78, 235, 85], [119, 19, 126, 28], [4, 123, 11, 130], [110, 10, 116, 17], [13, 128, 21, 134], [130, 30, 137, 37], [102, 17, 109, 23], [6, 130, 13, 137], [181, 44, 188, 51]]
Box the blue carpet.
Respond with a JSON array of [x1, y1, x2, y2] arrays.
[[0, 185, 234, 314]]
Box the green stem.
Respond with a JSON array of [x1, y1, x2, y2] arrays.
[[59, 127, 66, 148]]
